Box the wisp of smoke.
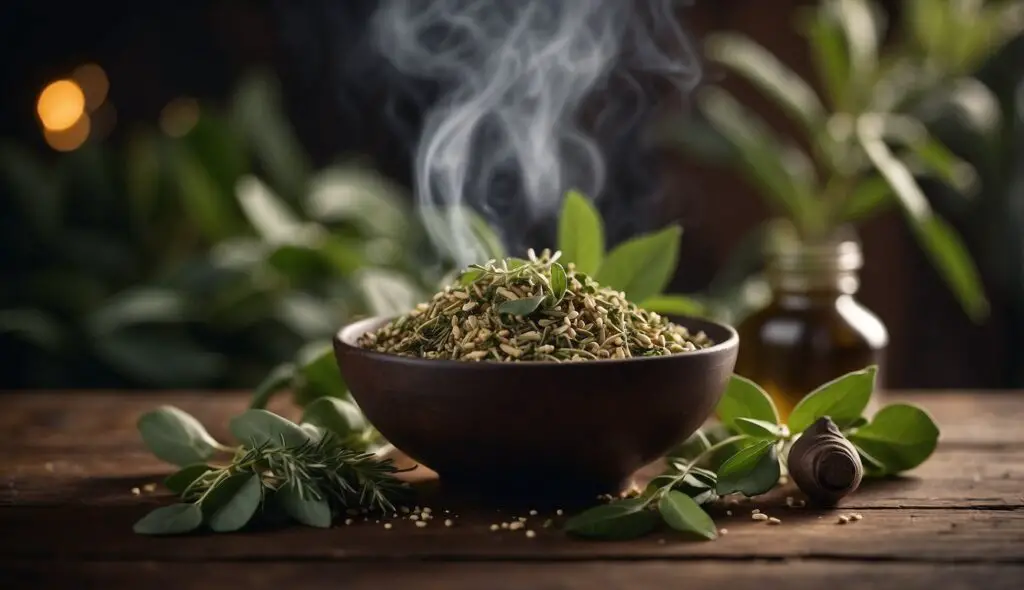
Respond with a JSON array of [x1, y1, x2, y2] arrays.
[[371, 0, 701, 267]]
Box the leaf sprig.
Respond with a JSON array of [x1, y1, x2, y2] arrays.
[[134, 399, 408, 535], [564, 364, 941, 541]]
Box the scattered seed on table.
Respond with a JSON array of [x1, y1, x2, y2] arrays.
[[409, 514, 419, 521], [768, 517, 781, 525], [510, 522, 524, 531], [490, 524, 499, 531], [851, 513, 863, 521], [517, 517, 527, 523], [837, 515, 850, 524], [415, 520, 427, 528], [529, 510, 538, 516], [344, 519, 353, 525], [501, 522, 509, 529], [752, 513, 769, 521], [130, 487, 140, 496], [726, 510, 733, 516], [384, 523, 393, 530], [751, 508, 761, 514], [556, 509, 563, 516], [719, 528, 729, 535], [525, 530, 536, 538], [444, 519, 454, 527]]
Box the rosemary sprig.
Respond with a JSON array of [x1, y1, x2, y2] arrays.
[[135, 404, 410, 535]]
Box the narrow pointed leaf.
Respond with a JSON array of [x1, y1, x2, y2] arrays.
[[705, 33, 825, 137], [550, 262, 568, 304], [658, 491, 718, 540], [734, 418, 786, 439], [496, 295, 546, 316], [716, 375, 780, 429], [563, 498, 659, 540], [716, 440, 781, 496]]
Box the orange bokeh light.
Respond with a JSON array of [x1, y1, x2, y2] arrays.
[[37, 79, 86, 132], [72, 63, 110, 111], [43, 113, 91, 152]]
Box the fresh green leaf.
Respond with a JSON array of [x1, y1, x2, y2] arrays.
[[249, 363, 295, 410], [133, 503, 204, 536], [669, 429, 711, 461], [563, 498, 659, 540], [716, 440, 781, 496], [658, 491, 718, 540], [208, 473, 263, 533], [164, 464, 214, 495], [300, 423, 325, 441], [469, 211, 507, 262], [558, 189, 605, 275], [496, 295, 546, 316], [832, 0, 881, 83], [857, 116, 988, 322], [640, 294, 706, 318], [230, 409, 311, 448], [235, 175, 305, 244], [169, 142, 244, 240], [912, 215, 989, 322], [277, 481, 332, 528], [458, 268, 484, 286], [716, 375, 780, 430], [787, 366, 877, 433], [597, 225, 682, 302], [549, 262, 568, 305], [294, 341, 346, 404], [301, 397, 367, 439], [138, 406, 223, 467], [798, 2, 850, 111], [734, 418, 787, 439], [841, 175, 892, 222], [849, 404, 940, 475], [704, 33, 825, 138], [696, 87, 822, 235]]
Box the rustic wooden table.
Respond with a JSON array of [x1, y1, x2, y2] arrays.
[[1, 391, 1022, 589]]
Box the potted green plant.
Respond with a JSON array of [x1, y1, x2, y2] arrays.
[[661, 0, 1022, 416]]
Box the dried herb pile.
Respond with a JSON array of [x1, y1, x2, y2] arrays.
[[357, 250, 713, 361]]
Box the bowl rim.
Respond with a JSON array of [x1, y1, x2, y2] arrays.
[[334, 314, 739, 369]]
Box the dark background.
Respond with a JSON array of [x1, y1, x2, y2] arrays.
[[2, 0, 1022, 390]]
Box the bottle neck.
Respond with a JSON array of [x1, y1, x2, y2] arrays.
[[766, 229, 862, 302]]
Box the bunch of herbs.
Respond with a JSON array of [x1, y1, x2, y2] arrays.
[[564, 364, 941, 541], [358, 249, 712, 362]]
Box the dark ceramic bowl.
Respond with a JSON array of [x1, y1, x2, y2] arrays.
[[333, 315, 738, 502]]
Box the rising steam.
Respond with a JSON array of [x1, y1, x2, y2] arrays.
[[372, 0, 701, 267]]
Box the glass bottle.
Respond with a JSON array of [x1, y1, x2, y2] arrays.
[[734, 226, 888, 421]]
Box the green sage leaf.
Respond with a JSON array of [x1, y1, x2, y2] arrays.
[[496, 295, 546, 316], [734, 417, 787, 439], [137, 406, 222, 467], [716, 375, 780, 430], [550, 262, 568, 305], [787, 365, 877, 433], [716, 440, 781, 496], [597, 225, 682, 303], [301, 397, 367, 439], [294, 341, 346, 405], [230, 409, 311, 448], [458, 268, 484, 286], [208, 473, 263, 533], [277, 481, 332, 528], [133, 503, 204, 536], [558, 189, 605, 276], [249, 363, 295, 410], [300, 423, 325, 441], [658, 491, 718, 540], [848, 403, 939, 475], [563, 498, 659, 540], [164, 464, 214, 495]]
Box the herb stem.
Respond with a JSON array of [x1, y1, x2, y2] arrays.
[[646, 434, 751, 506]]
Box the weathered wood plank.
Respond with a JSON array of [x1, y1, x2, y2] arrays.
[[1, 505, 1021, 562], [3, 561, 1022, 590], [1, 391, 1022, 450]]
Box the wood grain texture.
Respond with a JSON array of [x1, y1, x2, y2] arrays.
[[3, 561, 1023, 590], [1, 390, 1022, 589]]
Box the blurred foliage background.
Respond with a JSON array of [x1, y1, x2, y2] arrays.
[[1, 0, 1023, 390]]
